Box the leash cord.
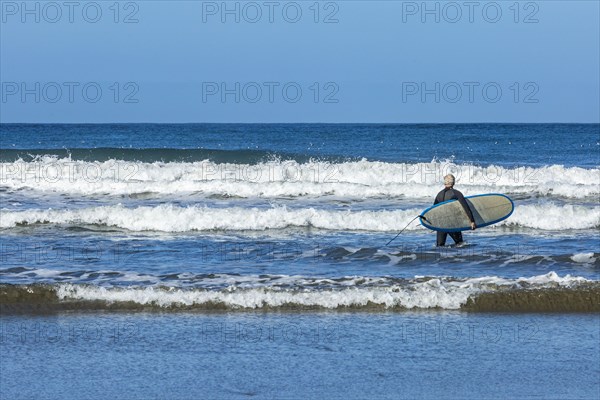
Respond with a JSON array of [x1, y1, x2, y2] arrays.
[[385, 215, 427, 246]]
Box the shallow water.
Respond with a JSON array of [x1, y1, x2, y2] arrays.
[[1, 312, 599, 399]]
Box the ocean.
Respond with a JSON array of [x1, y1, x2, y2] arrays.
[[1, 123, 599, 399]]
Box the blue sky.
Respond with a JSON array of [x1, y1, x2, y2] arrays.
[[1, 0, 599, 122]]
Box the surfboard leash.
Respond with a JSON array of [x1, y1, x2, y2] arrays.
[[385, 215, 427, 246]]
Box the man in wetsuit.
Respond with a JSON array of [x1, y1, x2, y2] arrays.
[[434, 174, 476, 246]]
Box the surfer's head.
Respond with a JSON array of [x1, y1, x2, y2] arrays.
[[444, 174, 455, 187]]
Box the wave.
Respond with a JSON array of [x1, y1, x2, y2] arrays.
[[504, 203, 600, 230], [1, 203, 598, 232], [1, 272, 597, 314], [1, 158, 598, 199]]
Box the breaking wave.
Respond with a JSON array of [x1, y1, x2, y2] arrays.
[[2, 157, 598, 199], [2, 203, 598, 232], [1, 272, 597, 313]]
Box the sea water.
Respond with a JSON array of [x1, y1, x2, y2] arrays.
[[1, 123, 599, 399]]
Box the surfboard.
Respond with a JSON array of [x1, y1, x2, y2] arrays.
[[420, 193, 514, 233]]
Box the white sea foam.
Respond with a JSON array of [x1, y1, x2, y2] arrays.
[[0, 204, 416, 232], [501, 203, 600, 230], [1, 203, 598, 232], [53, 272, 592, 310], [571, 253, 598, 264], [2, 158, 598, 199]]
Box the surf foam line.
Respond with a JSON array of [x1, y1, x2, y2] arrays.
[[2, 158, 599, 199], [1, 203, 598, 232], [2, 254, 598, 288], [1, 273, 597, 313]]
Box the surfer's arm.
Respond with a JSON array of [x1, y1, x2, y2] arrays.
[[456, 192, 475, 223]]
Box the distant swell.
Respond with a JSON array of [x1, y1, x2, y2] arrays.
[[0, 272, 597, 314], [1, 203, 598, 232], [0, 148, 328, 164]]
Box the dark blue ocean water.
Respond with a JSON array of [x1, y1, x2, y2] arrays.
[[1, 123, 599, 399], [2, 123, 599, 166]]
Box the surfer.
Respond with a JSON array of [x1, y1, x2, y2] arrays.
[[434, 174, 476, 246]]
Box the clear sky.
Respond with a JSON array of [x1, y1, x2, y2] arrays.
[[1, 0, 599, 122]]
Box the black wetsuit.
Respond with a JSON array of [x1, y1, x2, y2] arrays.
[[433, 188, 475, 246]]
